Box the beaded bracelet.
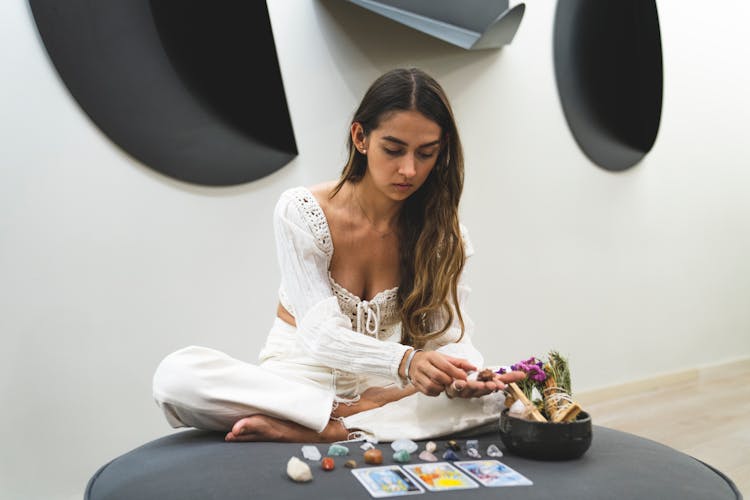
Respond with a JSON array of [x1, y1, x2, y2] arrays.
[[404, 349, 423, 385]]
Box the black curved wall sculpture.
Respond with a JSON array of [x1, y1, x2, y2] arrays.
[[554, 1, 663, 171], [28, 1, 297, 186]]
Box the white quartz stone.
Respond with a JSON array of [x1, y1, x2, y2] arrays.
[[286, 456, 313, 482]]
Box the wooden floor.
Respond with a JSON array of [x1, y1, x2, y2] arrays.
[[578, 358, 750, 497]]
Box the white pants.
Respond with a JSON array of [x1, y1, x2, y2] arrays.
[[153, 318, 505, 441]]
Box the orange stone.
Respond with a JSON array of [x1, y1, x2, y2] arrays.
[[321, 457, 335, 471], [363, 449, 383, 465]]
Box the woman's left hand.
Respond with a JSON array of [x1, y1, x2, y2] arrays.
[[445, 370, 526, 399]]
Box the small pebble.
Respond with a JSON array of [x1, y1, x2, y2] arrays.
[[487, 444, 504, 457], [442, 450, 459, 461], [392, 450, 411, 463], [286, 456, 313, 482], [327, 444, 349, 457], [391, 439, 418, 453], [447, 440, 460, 452], [364, 448, 383, 465], [345, 460, 357, 469], [360, 442, 375, 451], [321, 457, 335, 471], [467, 448, 481, 459], [425, 441, 437, 453], [301, 445, 321, 461], [418, 450, 438, 462]]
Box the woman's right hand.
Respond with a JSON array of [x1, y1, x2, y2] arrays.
[[404, 350, 475, 396]]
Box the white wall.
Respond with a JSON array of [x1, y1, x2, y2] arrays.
[[1, 1, 748, 498]]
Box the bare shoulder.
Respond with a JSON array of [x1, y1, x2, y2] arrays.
[[307, 180, 338, 209]]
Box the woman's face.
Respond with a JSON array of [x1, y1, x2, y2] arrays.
[[353, 110, 442, 201]]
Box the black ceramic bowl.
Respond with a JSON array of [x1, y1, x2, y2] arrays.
[[498, 409, 592, 460]]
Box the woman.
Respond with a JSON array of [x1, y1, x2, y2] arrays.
[[153, 68, 524, 443]]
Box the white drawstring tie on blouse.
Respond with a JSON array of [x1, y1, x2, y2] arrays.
[[356, 300, 381, 337]]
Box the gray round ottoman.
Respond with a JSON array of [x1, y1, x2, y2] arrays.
[[86, 427, 742, 500]]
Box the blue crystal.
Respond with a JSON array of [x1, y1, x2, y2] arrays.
[[327, 444, 349, 456]]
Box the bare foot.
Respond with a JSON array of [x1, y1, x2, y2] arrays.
[[225, 415, 349, 443]]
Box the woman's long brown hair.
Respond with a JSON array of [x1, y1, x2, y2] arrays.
[[331, 68, 466, 349]]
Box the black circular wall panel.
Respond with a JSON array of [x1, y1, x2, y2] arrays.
[[554, 0, 663, 171], [28, 1, 297, 186]]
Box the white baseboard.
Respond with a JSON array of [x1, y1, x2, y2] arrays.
[[576, 356, 750, 407]]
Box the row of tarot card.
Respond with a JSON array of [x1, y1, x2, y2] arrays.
[[351, 459, 532, 498]]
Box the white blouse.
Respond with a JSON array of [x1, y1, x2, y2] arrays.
[[275, 186, 484, 387]]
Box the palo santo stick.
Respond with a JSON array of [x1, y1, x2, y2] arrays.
[[505, 382, 547, 422], [553, 401, 582, 423], [544, 376, 582, 423]]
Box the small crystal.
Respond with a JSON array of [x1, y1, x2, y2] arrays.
[[301, 445, 321, 461], [364, 448, 383, 465], [487, 444, 503, 457], [360, 442, 375, 451], [418, 450, 438, 462], [345, 460, 357, 469], [447, 440, 460, 451], [466, 439, 479, 451], [467, 448, 481, 459], [321, 457, 335, 471], [392, 450, 411, 463], [391, 439, 418, 453], [509, 399, 527, 418], [425, 441, 437, 453], [442, 450, 459, 461], [286, 456, 313, 482], [327, 444, 349, 456]]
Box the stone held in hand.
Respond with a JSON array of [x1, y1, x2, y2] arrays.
[[327, 444, 349, 456], [477, 368, 495, 381], [321, 457, 335, 471], [442, 450, 459, 461], [391, 439, 418, 453], [425, 441, 437, 453], [364, 448, 383, 465], [301, 445, 321, 461], [392, 450, 411, 463], [487, 444, 504, 458], [418, 450, 438, 462], [286, 457, 313, 482]]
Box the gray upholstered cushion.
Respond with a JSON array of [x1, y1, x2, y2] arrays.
[[86, 426, 741, 500]]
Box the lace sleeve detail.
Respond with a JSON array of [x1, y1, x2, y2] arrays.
[[273, 188, 411, 384], [286, 187, 333, 258]]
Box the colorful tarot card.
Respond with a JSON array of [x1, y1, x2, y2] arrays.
[[401, 462, 479, 491], [455, 460, 533, 487], [351, 465, 424, 498]]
